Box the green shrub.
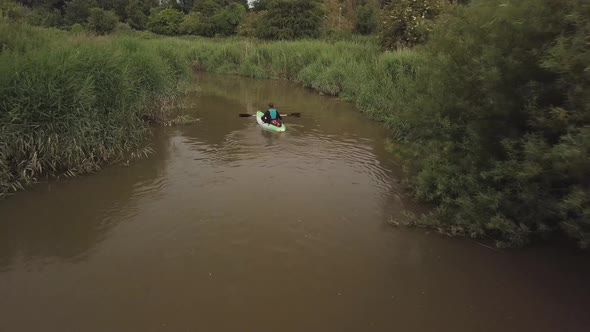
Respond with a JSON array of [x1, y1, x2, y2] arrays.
[[178, 11, 202, 35], [251, 0, 274, 11], [0, 0, 28, 22], [238, 11, 263, 37], [70, 22, 84, 33], [28, 7, 62, 28], [379, 0, 450, 49], [64, 0, 96, 25], [256, 0, 324, 40], [115, 22, 133, 34], [192, 0, 222, 17], [147, 7, 184, 35], [125, 0, 148, 30], [87, 7, 119, 35], [211, 3, 246, 36], [386, 0, 590, 247], [355, 3, 377, 35]]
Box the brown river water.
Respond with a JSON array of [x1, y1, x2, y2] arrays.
[[0, 73, 589, 332]]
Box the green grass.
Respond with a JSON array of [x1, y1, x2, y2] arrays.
[[0, 20, 191, 196], [175, 35, 423, 124]]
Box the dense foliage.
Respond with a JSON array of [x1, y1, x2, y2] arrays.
[[355, 1, 378, 35], [87, 7, 118, 34], [6, 0, 433, 40], [6, 0, 250, 36], [385, 0, 590, 247], [255, 0, 324, 40], [147, 7, 183, 35], [378, 0, 450, 49], [0, 19, 190, 196]]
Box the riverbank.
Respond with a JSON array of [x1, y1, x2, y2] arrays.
[[0, 20, 193, 197], [2, 0, 588, 249], [1, 20, 416, 198]]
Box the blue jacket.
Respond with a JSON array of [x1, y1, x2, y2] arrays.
[[262, 108, 282, 123]]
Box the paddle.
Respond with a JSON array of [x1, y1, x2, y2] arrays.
[[238, 112, 301, 117]]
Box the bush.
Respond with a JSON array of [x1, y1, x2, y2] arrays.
[[379, 0, 450, 49], [238, 11, 263, 37], [178, 11, 202, 35], [211, 3, 246, 36], [387, 0, 590, 247], [355, 3, 378, 35], [0, 0, 28, 22], [87, 7, 119, 35], [70, 22, 84, 33], [147, 7, 184, 35], [125, 0, 148, 30], [192, 0, 221, 17], [115, 22, 132, 34], [251, 0, 274, 11], [256, 0, 324, 40], [28, 7, 62, 28], [64, 0, 96, 25], [127, 9, 147, 30]]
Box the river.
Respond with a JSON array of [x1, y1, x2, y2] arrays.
[[0, 73, 589, 331]]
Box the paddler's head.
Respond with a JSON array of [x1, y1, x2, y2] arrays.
[[268, 103, 274, 109]]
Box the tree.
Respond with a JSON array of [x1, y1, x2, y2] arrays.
[[355, 2, 377, 35], [64, 0, 97, 25], [256, 0, 324, 40], [211, 2, 245, 36], [189, 0, 247, 36], [177, 0, 195, 13], [99, 0, 128, 19], [178, 11, 202, 34], [236, 0, 248, 10], [125, 0, 147, 29], [28, 6, 63, 27], [251, 0, 273, 11], [160, 0, 184, 11], [16, 0, 65, 10], [1, 0, 28, 21], [389, 0, 590, 247], [238, 10, 263, 36], [192, 0, 221, 16], [378, 0, 450, 49], [147, 7, 184, 35], [87, 7, 118, 34]]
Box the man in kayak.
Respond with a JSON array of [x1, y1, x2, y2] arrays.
[[261, 103, 283, 127]]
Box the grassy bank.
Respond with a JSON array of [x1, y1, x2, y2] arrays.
[[1, 21, 413, 197], [178, 35, 417, 125], [0, 20, 194, 197]]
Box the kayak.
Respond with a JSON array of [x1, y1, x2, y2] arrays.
[[256, 110, 286, 132]]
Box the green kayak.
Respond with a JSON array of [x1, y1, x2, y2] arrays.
[[256, 110, 286, 132]]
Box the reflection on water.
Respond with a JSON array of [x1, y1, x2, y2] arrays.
[[0, 73, 589, 332], [0, 129, 171, 271]]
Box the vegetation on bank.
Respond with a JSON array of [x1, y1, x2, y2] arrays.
[[0, 19, 193, 197], [1, 0, 433, 44], [391, 0, 590, 249], [1, 0, 588, 249]]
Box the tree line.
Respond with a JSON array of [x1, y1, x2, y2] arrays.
[[1, 0, 466, 44]]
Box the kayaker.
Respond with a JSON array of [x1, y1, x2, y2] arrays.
[[261, 103, 282, 127]]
